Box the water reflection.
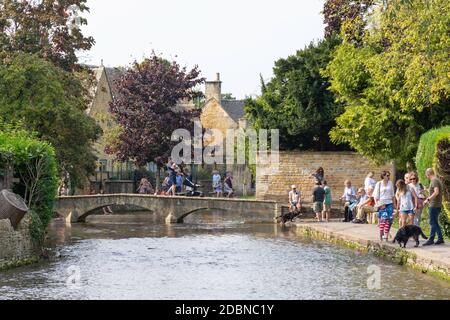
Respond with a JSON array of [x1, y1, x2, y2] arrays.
[[0, 213, 449, 300]]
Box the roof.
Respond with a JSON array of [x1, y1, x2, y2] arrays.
[[220, 100, 246, 123], [104, 67, 125, 99]]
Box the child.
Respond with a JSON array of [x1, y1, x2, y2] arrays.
[[377, 200, 394, 242], [322, 181, 332, 222], [212, 171, 222, 198], [395, 179, 418, 228]]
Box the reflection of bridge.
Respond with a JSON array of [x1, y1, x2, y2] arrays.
[[54, 195, 280, 224]]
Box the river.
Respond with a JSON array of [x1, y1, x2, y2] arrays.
[[0, 212, 449, 300]]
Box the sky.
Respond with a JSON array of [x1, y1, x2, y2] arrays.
[[80, 0, 326, 99]]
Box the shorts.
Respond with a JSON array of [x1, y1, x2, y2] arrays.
[[290, 201, 299, 207], [313, 202, 323, 213], [400, 210, 415, 216], [323, 203, 331, 212]]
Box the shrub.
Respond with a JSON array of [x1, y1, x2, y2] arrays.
[[416, 126, 450, 184], [0, 130, 58, 243], [416, 126, 450, 238]]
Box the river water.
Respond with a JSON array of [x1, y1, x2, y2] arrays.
[[0, 213, 449, 300]]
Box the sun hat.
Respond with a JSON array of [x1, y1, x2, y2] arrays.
[[291, 185, 297, 189]]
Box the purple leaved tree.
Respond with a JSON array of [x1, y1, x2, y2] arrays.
[[106, 52, 204, 191]]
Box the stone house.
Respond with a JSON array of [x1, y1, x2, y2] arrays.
[[200, 74, 254, 196]]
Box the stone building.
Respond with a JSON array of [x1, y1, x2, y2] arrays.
[[200, 74, 254, 196]]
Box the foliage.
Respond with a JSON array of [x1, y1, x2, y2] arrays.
[[244, 35, 348, 151], [416, 126, 450, 184], [0, 130, 58, 243], [0, 0, 94, 71], [324, 0, 450, 168], [0, 53, 101, 188], [107, 52, 204, 167], [323, 0, 375, 41], [415, 127, 450, 237]]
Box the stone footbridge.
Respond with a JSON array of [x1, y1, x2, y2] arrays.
[[54, 195, 281, 224]]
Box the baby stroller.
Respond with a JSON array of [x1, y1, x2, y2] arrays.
[[183, 176, 203, 197]]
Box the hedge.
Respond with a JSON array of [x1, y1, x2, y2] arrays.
[[0, 130, 58, 243], [416, 126, 450, 184], [416, 126, 450, 237]]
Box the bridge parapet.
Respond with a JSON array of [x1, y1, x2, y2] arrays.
[[54, 194, 280, 224]]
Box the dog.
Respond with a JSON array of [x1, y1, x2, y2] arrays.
[[393, 225, 428, 248], [276, 210, 301, 224]]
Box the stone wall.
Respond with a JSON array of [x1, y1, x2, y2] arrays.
[[0, 214, 38, 269], [256, 151, 395, 203]]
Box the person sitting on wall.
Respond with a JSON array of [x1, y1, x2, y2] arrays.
[[311, 167, 325, 184], [224, 172, 234, 198], [212, 171, 222, 198], [341, 180, 357, 222], [289, 185, 301, 213], [354, 186, 376, 224], [137, 177, 153, 194]]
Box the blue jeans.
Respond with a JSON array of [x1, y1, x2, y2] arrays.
[[429, 207, 443, 242]]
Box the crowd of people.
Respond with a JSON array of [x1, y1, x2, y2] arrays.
[[288, 167, 445, 246], [135, 159, 234, 198]]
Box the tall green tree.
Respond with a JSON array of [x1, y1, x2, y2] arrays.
[[0, 53, 101, 187], [244, 35, 347, 151], [0, 0, 94, 71], [323, 0, 374, 41], [324, 0, 450, 168]]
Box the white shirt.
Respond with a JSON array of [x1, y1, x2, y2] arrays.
[[398, 190, 414, 211], [289, 190, 300, 203], [374, 180, 395, 205], [364, 177, 377, 193], [212, 174, 221, 187], [342, 186, 357, 202], [409, 182, 425, 199]]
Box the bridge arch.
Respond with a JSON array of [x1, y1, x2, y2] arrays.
[[54, 194, 279, 224]]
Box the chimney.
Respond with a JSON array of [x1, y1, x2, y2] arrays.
[[205, 72, 222, 103]]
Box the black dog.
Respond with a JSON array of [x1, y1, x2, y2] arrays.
[[393, 225, 428, 248], [277, 210, 301, 224]]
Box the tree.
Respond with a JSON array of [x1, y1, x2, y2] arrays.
[[324, 0, 450, 168], [0, 53, 101, 187], [244, 35, 348, 151], [0, 0, 94, 71], [107, 53, 204, 186], [221, 93, 236, 100], [323, 0, 375, 41]]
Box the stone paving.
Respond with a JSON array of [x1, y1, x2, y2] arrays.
[[293, 220, 450, 279]]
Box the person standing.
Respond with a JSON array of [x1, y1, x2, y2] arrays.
[[395, 179, 418, 228], [176, 173, 183, 194], [423, 169, 445, 246], [408, 172, 426, 227], [322, 181, 332, 223], [312, 181, 326, 222], [374, 171, 395, 241], [364, 172, 377, 194]]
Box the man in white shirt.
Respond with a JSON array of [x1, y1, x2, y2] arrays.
[[289, 185, 301, 213]]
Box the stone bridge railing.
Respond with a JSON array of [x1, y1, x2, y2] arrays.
[[54, 194, 281, 224]]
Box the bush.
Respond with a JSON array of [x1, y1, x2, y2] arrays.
[[0, 130, 58, 243], [416, 126, 450, 184], [416, 126, 450, 238]]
